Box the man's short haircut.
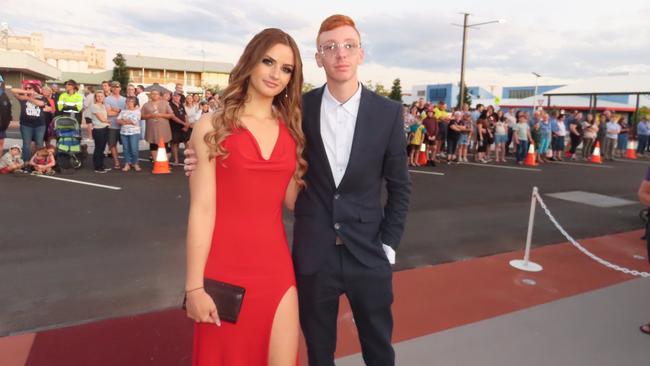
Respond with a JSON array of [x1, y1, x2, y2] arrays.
[[317, 14, 360, 45], [476, 103, 484, 109], [136, 85, 145, 91]]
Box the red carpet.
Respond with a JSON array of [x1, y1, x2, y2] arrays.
[[3, 230, 647, 366]]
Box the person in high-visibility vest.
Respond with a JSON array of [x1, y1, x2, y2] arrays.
[[56, 80, 83, 123]]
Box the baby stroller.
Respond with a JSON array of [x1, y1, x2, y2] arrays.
[[54, 113, 83, 170]]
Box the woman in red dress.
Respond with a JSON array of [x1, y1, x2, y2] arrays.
[[184, 28, 307, 365]]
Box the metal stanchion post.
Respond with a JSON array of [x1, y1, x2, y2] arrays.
[[510, 187, 544, 272]]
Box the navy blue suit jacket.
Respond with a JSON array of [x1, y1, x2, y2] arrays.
[[293, 85, 412, 275]]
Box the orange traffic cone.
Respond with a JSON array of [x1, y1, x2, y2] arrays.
[[524, 143, 537, 166], [153, 137, 171, 174], [626, 140, 637, 160], [591, 141, 602, 164], [417, 143, 428, 165]]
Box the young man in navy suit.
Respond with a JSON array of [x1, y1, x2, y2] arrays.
[[293, 14, 411, 366], [184, 15, 411, 365]]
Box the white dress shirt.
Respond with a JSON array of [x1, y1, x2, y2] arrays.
[[319, 83, 396, 264]]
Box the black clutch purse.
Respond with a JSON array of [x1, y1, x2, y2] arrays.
[[182, 278, 246, 324]]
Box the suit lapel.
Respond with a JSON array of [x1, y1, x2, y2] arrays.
[[309, 86, 336, 188], [337, 86, 372, 190]]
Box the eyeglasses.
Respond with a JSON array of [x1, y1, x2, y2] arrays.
[[318, 42, 361, 57]]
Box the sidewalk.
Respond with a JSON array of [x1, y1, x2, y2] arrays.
[[338, 278, 650, 365], [2, 230, 648, 366]]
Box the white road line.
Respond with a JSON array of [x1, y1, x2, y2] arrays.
[[546, 161, 614, 169], [409, 169, 445, 176], [611, 158, 650, 165], [32, 175, 122, 190], [459, 162, 542, 172]]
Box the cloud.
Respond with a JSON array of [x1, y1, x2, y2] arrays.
[[110, 1, 311, 46], [352, 10, 650, 87], [2, 0, 649, 89]]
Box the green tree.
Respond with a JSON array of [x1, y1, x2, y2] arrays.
[[112, 53, 129, 96], [457, 82, 472, 109], [388, 78, 402, 102], [374, 82, 389, 97], [633, 106, 650, 126], [302, 83, 314, 94], [200, 83, 223, 97]]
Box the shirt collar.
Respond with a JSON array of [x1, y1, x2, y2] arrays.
[[323, 82, 362, 117]]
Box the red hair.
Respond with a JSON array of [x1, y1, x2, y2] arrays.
[[317, 14, 360, 45]]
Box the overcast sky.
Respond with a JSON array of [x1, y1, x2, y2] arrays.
[[3, 0, 649, 92]]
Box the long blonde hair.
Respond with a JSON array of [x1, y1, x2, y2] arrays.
[[204, 28, 307, 187]]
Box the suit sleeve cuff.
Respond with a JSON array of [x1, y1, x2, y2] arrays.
[[382, 243, 396, 264]]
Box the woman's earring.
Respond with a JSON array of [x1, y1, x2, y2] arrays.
[[285, 88, 289, 98]]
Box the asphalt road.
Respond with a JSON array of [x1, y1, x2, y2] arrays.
[[0, 141, 647, 335]]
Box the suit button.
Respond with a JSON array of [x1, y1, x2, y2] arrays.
[[334, 193, 340, 200], [334, 223, 341, 230]]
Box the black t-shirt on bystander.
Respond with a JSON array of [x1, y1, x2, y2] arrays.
[[19, 96, 47, 128], [169, 102, 186, 131]]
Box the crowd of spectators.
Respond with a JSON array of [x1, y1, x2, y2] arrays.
[[403, 97, 645, 166], [0, 75, 221, 174]]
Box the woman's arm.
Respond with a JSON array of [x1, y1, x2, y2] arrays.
[[185, 115, 218, 313], [161, 104, 175, 120], [140, 104, 154, 120], [10, 88, 30, 101], [284, 178, 300, 212], [93, 106, 108, 123], [171, 113, 185, 126], [186, 115, 217, 290], [11, 89, 46, 107], [116, 112, 128, 126]]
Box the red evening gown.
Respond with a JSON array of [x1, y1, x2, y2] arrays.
[[192, 121, 298, 365]]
